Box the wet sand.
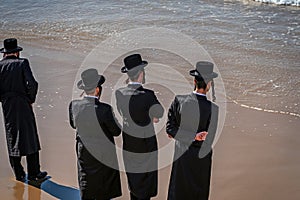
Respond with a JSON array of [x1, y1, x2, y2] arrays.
[[0, 43, 299, 200]]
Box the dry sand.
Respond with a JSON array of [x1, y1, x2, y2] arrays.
[[0, 43, 299, 200]]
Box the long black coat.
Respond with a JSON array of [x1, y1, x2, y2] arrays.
[[115, 84, 164, 198], [0, 56, 40, 157], [166, 93, 219, 200], [69, 97, 122, 200]]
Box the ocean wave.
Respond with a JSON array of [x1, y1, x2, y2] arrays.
[[253, 0, 300, 6]]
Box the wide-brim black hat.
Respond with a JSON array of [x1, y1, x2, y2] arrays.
[[121, 54, 148, 74], [190, 61, 218, 81], [77, 68, 105, 91], [0, 38, 23, 53]]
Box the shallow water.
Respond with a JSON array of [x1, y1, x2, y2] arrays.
[[0, 0, 299, 114]]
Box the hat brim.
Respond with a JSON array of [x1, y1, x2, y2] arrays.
[[77, 75, 105, 90], [0, 46, 23, 53], [189, 70, 218, 80], [121, 61, 148, 73]]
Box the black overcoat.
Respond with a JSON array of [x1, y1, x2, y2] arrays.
[[0, 56, 40, 157], [115, 84, 164, 198], [166, 93, 219, 200], [69, 97, 122, 200]]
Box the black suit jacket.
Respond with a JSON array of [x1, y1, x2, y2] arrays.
[[166, 93, 218, 150], [69, 97, 122, 199], [115, 84, 164, 153], [0, 56, 38, 103], [115, 84, 164, 198], [69, 97, 121, 161], [166, 93, 219, 200], [0, 56, 40, 156]]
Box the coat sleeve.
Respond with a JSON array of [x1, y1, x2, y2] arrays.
[[199, 104, 219, 157], [115, 90, 123, 116], [149, 91, 164, 119], [103, 105, 121, 137], [22, 59, 38, 104], [69, 101, 76, 129], [166, 96, 180, 137], [166, 96, 197, 145]]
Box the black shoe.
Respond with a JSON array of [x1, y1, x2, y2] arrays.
[[16, 171, 26, 182], [28, 171, 48, 181]]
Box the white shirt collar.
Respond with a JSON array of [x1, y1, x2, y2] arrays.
[[193, 91, 206, 97], [128, 82, 142, 85], [84, 95, 99, 99]]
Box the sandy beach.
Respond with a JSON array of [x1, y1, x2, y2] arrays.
[[0, 40, 299, 200], [0, 1, 299, 199]]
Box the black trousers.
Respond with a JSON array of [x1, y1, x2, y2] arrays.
[[130, 193, 150, 200], [9, 152, 40, 178]]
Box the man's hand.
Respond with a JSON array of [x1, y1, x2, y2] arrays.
[[153, 117, 159, 123], [195, 131, 208, 141], [167, 134, 173, 139]]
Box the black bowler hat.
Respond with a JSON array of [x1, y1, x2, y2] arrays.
[[190, 61, 218, 81], [77, 68, 105, 91], [121, 54, 148, 74], [0, 38, 23, 53]]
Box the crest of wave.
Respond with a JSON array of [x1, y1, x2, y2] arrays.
[[254, 0, 300, 6]]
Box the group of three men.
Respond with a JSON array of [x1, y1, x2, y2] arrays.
[[0, 38, 219, 200]]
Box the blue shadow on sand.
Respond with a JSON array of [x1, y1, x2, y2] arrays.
[[28, 177, 80, 200]]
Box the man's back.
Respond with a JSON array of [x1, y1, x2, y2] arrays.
[[176, 93, 212, 132], [167, 93, 218, 148], [115, 84, 164, 153], [0, 56, 37, 104], [70, 97, 120, 140], [116, 85, 163, 127], [69, 97, 121, 162]]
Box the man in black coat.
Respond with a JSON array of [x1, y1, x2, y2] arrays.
[[0, 38, 47, 182], [166, 61, 219, 200], [115, 54, 164, 200], [69, 68, 122, 200]]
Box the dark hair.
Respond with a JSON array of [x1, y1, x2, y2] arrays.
[[128, 69, 143, 81], [4, 52, 19, 58], [84, 80, 103, 94], [195, 79, 207, 90], [194, 78, 216, 102], [128, 72, 140, 81]]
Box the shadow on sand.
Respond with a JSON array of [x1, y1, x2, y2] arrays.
[[14, 176, 80, 200]]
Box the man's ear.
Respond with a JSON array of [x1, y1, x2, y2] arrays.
[[193, 79, 197, 90], [96, 86, 103, 96], [194, 79, 198, 87], [206, 81, 212, 91], [138, 70, 144, 82], [95, 87, 100, 95]]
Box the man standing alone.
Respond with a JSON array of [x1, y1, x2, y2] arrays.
[[0, 38, 47, 182]]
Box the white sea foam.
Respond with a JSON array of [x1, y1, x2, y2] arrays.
[[254, 0, 300, 6]]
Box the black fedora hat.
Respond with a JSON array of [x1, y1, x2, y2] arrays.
[[0, 38, 23, 53], [121, 54, 148, 74], [190, 61, 218, 81], [77, 68, 105, 91]]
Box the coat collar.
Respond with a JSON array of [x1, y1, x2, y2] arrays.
[[3, 55, 18, 60], [191, 92, 207, 100], [128, 83, 143, 90], [83, 96, 100, 104]]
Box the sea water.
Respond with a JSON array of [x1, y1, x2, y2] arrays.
[[0, 0, 299, 115], [254, 0, 300, 6]]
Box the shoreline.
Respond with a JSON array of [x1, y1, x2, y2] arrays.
[[0, 40, 299, 199], [1, 101, 299, 199]]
